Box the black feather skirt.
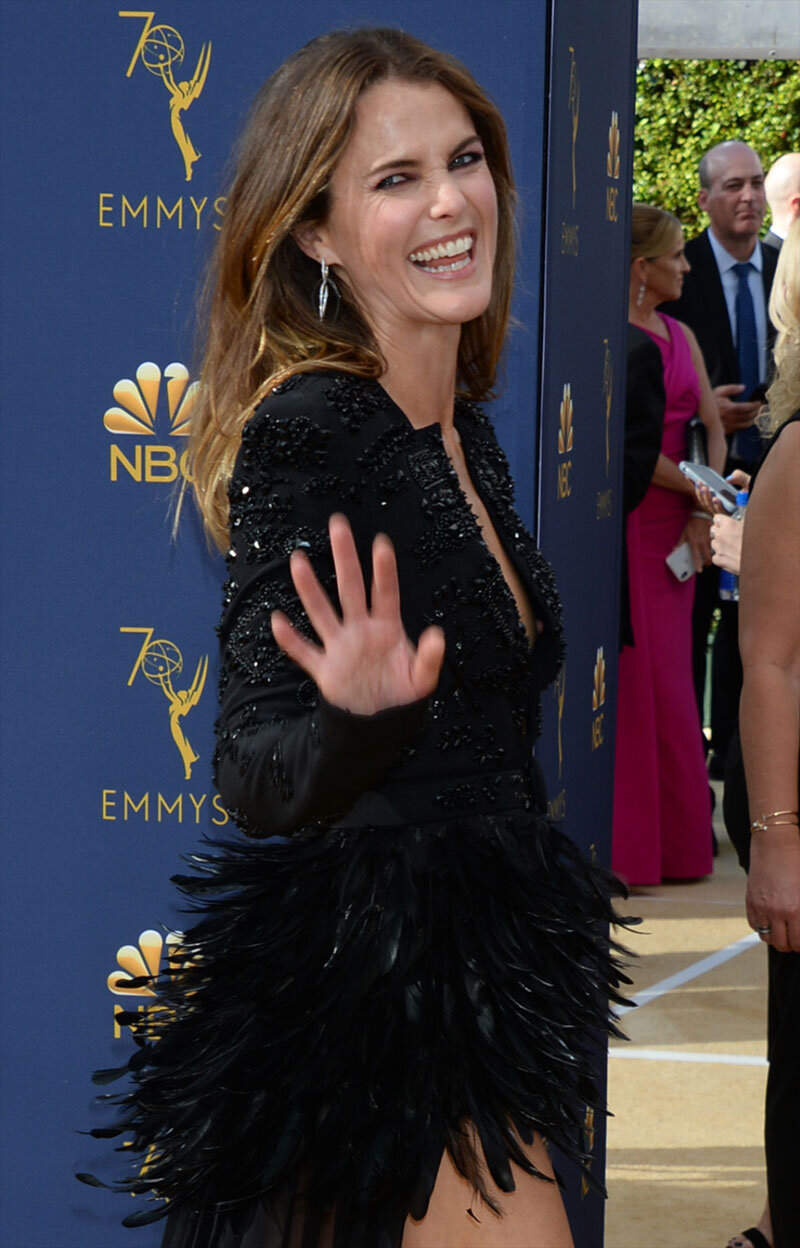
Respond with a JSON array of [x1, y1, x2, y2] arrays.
[[87, 798, 632, 1246]]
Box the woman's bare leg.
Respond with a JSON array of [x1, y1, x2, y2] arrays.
[[402, 1132, 574, 1248]]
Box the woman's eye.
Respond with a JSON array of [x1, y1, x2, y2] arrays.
[[376, 172, 410, 190], [450, 150, 484, 170]]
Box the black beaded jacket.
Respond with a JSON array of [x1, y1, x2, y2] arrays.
[[214, 371, 565, 838]]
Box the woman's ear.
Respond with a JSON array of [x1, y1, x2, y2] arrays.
[[293, 222, 322, 262], [293, 222, 341, 267], [631, 255, 649, 284]]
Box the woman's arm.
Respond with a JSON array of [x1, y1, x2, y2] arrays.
[[682, 321, 727, 474], [650, 452, 697, 495], [739, 422, 800, 951], [215, 382, 441, 837], [649, 448, 713, 573], [623, 330, 665, 514]]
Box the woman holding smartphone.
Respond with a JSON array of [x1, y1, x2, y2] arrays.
[[613, 204, 726, 886]]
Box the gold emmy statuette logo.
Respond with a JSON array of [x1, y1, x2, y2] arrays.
[[580, 1106, 596, 1199], [592, 647, 606, 712], [606, 111, 621, 180], [121, 627, 209, 779], [591, 647, 606, 751], [554, 664, 566, 779], [558, 383, 574, 455], [104, 361, 197, 483], [568, 47, 580, 209], [603, 339, 613, 476], [120, 11, 211, 182], [557, 383, 574, 500]]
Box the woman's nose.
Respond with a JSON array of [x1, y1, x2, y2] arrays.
[[429, 172, 465, 218]]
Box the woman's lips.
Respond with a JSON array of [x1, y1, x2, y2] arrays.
[[408, 233, 474, 272]]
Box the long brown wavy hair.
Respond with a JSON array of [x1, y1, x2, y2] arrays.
[[187, 27, 517, 551]]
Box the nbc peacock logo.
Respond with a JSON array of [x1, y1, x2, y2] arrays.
[[104, 361, 197, 483], [557, 383, 573, 500], [591, 646, 606, 751], [108, 928, 181, 1037]]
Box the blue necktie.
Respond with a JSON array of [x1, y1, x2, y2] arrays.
[[733, 261, 762, 463]]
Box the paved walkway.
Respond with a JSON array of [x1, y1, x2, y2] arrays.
[[605, 783, 769, 1247]]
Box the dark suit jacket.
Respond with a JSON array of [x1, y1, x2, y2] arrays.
[[762, 228, 783, 253], [620, 325, 665, 648], [661, 228, 778, 390]]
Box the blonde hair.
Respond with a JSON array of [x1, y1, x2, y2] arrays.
[[187, 28, 517, 551], [630, 203, 683, 263], [764, 218, 800, 434]]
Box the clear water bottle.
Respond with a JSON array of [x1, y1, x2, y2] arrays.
[[719, 489, 749, 601]]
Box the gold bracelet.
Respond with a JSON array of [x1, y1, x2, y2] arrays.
[[750, 810, 800, 834]]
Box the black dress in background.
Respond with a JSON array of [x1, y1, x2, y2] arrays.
[[90, 373, 632, 1247]]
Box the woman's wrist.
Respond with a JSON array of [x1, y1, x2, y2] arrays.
[[750, 808, 800, 835]]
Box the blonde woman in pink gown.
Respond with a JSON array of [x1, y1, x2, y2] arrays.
[[613, 205, 726, 886]]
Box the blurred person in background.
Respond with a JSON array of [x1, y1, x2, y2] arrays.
[[708, 220, 800, 1248], [612, 204, 725, 886], [763, 153, 800, 254], [662, 140, 778, 783]]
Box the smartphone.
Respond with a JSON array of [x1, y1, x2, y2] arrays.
[[665, 541, 696, 582], [678, 461, 740, 514]]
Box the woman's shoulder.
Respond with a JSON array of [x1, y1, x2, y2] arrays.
[[234, 370, 418, 499], [245, 370, 394, 443], [660, 313, 697, 351]]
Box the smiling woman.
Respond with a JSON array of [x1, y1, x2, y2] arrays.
[[81, 27, 633, 1248], [293, 79, 499, 367]]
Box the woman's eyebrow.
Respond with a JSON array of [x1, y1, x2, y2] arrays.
[[367, 134, 481, 179]]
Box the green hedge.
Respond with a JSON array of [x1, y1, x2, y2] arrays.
[[633, 59, 800, 239]]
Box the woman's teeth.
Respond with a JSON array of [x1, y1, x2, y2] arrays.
[[409, 236, 473, 271]]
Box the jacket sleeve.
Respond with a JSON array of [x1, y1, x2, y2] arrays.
[[214, 382, 426, 838]]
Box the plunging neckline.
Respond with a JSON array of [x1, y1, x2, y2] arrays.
[[374, 380, 536, 648]]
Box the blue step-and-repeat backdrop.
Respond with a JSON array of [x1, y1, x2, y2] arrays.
[[0, 2, 635, 1243]]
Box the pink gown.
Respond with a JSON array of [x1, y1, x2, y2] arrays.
[[612, 314, 712, 885]]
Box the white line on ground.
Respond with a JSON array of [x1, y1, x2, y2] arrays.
[[629, 894, 743, 907], [609, 1047, 767, 1067], [616, 929, 761, 1017]]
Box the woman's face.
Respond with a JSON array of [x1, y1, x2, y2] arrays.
[[309, 78, 498, 347], [645, 233, 690, 303]]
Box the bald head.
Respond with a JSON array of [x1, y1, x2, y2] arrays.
[[698, 141, 762, 190], [765, 153, 800, 235]]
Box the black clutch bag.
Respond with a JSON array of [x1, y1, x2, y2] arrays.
[[686, 414, 708, 465]]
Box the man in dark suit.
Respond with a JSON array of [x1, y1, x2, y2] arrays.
[[661, 140, 778, 777], [763, 152, 800, 253]]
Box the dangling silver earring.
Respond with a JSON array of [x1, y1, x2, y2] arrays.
[[317, 259, 339, 322], [636, 281, 646, 308]]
